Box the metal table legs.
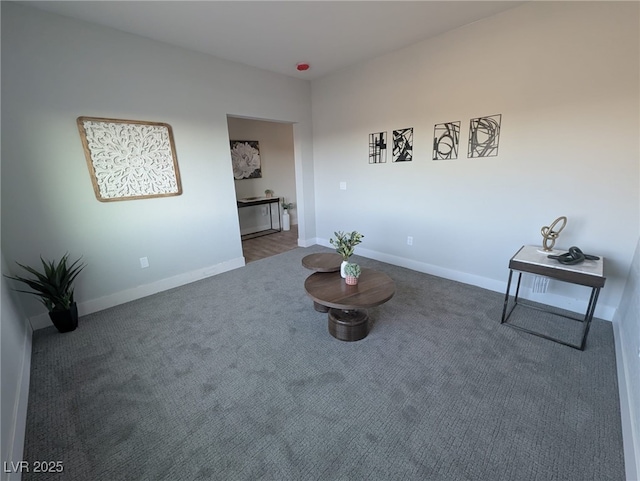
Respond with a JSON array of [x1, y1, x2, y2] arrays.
[[501, 270, 601, 351]]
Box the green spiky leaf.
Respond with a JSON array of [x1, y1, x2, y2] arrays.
[[4, 253, 86, 311]]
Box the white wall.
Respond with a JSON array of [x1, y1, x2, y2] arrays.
[[228, 117, 297, 232], [1, 254, 32, 481], [614, 236, 640, 481], [1, 3, 314, 327], [311, 1, 639, 320]]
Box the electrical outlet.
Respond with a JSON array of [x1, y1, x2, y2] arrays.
[[339, 181, 347, 190], [140, 257, 149, 269], [407, 236, 413, 246]]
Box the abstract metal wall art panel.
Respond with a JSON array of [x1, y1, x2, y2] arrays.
[[77, 116, 182, 202], [468, 114, 502, 158], [369, 131, 387, 164], [230, 140, 262, 179], [433, 121, 461, 160], [393, 128, 413, 162]]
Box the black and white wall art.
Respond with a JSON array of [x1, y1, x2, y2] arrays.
[[393, 128, 413, 162], [230, 140, 262, 179], [432, 121, 461, 160], [369, 131, 388, 164], [468, 114, 501, 158]]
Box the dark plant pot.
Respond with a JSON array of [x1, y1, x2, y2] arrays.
[[48, 303, 78, 333]]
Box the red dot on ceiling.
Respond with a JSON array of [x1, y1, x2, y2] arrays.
[[296, 63, 310, 71]]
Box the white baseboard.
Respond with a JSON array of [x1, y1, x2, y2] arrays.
[[298, 237, 318, 248], [613, 320, 640, 481], [355, 244, 506, 292], [316, 239, 615, 321], [29, 257, 245, 330], [4, 321, 32, 481]]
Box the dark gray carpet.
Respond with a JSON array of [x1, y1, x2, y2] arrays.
[[23, 246, 625, 480]]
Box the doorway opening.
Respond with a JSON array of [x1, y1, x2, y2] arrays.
[[227, 115, 299, 263]]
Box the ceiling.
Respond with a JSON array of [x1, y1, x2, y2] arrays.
[[25, 1, 525, 81]]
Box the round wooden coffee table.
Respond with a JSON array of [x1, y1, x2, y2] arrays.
[[301, 253, 343, 312], [302, 253, 342, 272], [304, 268, 395, 341]]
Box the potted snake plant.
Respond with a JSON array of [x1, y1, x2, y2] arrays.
[[5, 253, 86, 333]]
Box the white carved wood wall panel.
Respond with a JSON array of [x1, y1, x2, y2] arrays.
[[77, 117, 182, 202]]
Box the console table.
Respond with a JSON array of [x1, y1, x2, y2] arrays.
[[501, 245, 605, 350], [236, 197, 281, 240]]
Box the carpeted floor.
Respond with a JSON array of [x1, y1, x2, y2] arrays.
[[23, 246, 625, 480]]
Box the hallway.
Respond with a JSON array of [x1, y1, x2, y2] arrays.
[[241, 225, 298, 263]]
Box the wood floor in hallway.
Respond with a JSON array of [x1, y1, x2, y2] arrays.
[[242, 225, 299, 263]]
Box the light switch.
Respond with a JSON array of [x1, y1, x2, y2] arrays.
[[339, 182, 347, 190]]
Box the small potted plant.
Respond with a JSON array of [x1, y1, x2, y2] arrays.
[[329, 230, 364, 277], [5, 253, 86, 333], [264, 189, 274, 198], [344, 262, 361, 286]]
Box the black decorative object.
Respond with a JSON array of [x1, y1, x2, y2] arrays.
[[468, 114, 501, 158], [433, 121, 460, 160], [548, 246, 600, 265], [369, 131, 387, 164], [49, 302, 79, 333], [393, 128, 413, 162]]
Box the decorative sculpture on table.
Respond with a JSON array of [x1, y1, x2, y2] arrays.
[[547, 246, 600, 265], [540, 216, 567, 252]]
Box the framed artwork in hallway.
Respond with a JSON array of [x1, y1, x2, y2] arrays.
[[230, 140, 262, 179]]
